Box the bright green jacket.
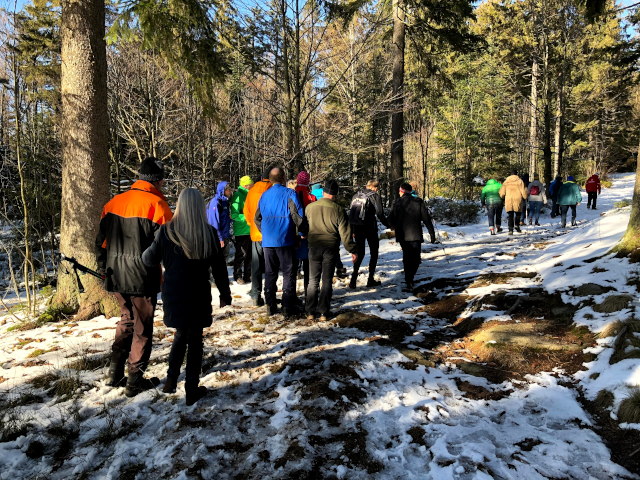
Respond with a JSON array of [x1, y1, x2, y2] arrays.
[[557, 181, 582, 206], [230, 186, 250, 236], [481, 179, 503, 206]]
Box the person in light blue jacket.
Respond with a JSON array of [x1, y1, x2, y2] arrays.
[[255, 168, 304, 317], [207, 181, 232, 254]]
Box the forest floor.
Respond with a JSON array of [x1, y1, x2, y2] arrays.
[[1, 173, 639, 479]]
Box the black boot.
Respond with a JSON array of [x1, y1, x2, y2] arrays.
[[125, 371, 160, 397], [349, 273, 357, 289], [106, 351, 127, 387], [162, 376, 178, 394], [185, 385, 208, 406]]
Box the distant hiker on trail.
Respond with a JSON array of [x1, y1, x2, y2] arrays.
[[302, 180, 357, 321], [480, 178, 503, 235], [557, 175, 582, 228], [348, 179, 390, 289], [230, 176, 254, 285], [295, 171, 317, 296], [255, 167, 304, 317], [388, 182, 436, 292], [142, 188, 231, 406], [95, 157, 172, 397], [520, 173, 530, 225], [548, 176, 563, 218], [499, 171, 528, 235], [207, 181, 232, 260], [243, 167, 273, 307], [585, 173, 602, 210], [527, 174, 547, 226]]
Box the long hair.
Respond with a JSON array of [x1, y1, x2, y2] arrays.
[[166, 188, 215, 260]]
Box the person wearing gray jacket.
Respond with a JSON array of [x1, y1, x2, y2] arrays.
[[527, 174, 547, 226]]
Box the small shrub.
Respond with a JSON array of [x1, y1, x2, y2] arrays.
[[597, 321, 624, 339], [614, 199, 633, 208], [426, 197, 481, 226], [52, 375, 84, 400], [37, 305, 75, 325], [601, 180, 613, 189], [594, 389, 614, 410], [618, 390, 640, 423], [593, 295, 633, 313]]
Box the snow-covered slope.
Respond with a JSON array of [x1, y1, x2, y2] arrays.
[[1, 174, 638, 479]]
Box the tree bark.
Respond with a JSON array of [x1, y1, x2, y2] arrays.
[[390, 0, 405, 201], [54, 0, 116, 318], [553, 86, 564, 178], [528, 58, 539, 178], [616, 138, 640, 260]]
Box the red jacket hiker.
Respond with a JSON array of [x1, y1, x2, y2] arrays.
[[585, 175, 601, 194]]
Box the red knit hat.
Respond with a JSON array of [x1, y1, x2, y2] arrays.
[[297, 171, 310, 187]]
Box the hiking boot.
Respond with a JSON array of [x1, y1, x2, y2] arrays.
[[185, 386, 208, 406], [366, 278, 381, 287], [125, 373, 160, 397], [490, 227, 495, 235], [319, 313, 331, 322], [251, 296, 265, 307], [105, 353, 127, 387], [528, 219, 532, 225], [235, 278, 246, 285], [515, 226, 521, 233], [336, 267, 348, 279], [508, 231, 514, 235], [267, 304, 279, 316], [402, 282, 414, 293], [162, 377, 178, 394], [561, 223, 566, 228], [306, 314, 315, 321], [348, 275, 357, 289], [571, 220, 577, 226], [282, 307, 300, 319], [496, 227, 503, 233], [535, 221, 540, 226]]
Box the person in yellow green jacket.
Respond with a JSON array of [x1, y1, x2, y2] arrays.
[[230, 175, 254, 284], [480, 179, 503, 235]]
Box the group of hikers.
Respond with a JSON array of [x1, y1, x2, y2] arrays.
[[480, 171, 601, 235], [95, 158, 436, 405]]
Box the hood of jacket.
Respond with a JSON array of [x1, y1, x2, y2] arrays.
[[215, 181, 229, 199], [486, 179, 499, 186], [503, 175, 523, 186]]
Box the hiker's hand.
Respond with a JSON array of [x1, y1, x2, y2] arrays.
[[220, 240, 225, 247], [351, 253, 358, 263]]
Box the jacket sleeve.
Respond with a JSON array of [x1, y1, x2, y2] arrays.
[[95, 213, 109, 271], [421, 202, 436, 242], [142, 227, 163, 268], [480, 189, 486, 206], [207, 198, 220, 231], [575, 185, 582, 204], [255, 204, 262, 232], [521, 184, 528, 200], [338, 208, 357, 253], [209, 229, 231, 306], [597, 179, 601, 194], [243, 192, 254, 229], [387, 201, 397, 228], [230, 192, 245, 223], [289, 195, 304, 227], [372, 192, 390, 228]]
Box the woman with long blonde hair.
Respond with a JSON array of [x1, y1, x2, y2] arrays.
[[143, 187, 231, 405]]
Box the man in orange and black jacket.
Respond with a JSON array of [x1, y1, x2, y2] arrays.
[[96, 157, 173, 397]]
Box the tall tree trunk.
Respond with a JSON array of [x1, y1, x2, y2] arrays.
[[528, 58, 539, 178], [553, 86, 564, 178], [616, 138, 640, 260], [390, 0, 405, 201], [542, 103, 552, 185], [54, 0, 115, 318]]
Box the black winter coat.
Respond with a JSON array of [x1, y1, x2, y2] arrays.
[[142, 224, 232, 329], [388, 195, 436, 243]]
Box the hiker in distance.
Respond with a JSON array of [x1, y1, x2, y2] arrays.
[[255, 167, 304, 317], [527, 174, 547, 226], [585, 173, 602, 209], [499, 171, 528, 235], [348, 179, 390, 289], [243, 167, 273, 307], [557, 175, 582, 228], [548, 176, 563, 218], [230, 176, 254, 285], [95, 157, 172, 397], [302, 179, 357, 321], [142, 188, 231, 406], [388, 182, 437, 292], [480, 178, 503, 235]]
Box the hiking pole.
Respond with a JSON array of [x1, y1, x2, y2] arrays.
[[60, 254, 106, 280]]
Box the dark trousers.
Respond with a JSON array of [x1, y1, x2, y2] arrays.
[[352, 225, 379, 279], [250, 241, 265, 299], [507, 211, 522, 232], [264, 246, 297, 310], [113, 293, 156, 375], [486, 204, 502, 229], [297, 258, 310, 295], [551, 199, 560, 217], [233, 235, 252, 281], [400, 241, 422, 284], [560, 205, 577, 226], [587, 192, 598, 209], [167, 326, 203, 390], [306, 246, 339, 315], [520, 202, 527, 223]]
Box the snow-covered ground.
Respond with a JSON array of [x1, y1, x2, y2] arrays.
[[1, 174, 638, 479]]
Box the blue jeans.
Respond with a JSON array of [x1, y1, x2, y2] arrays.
[[560, 205, 577, 227], [486, 204, 502, 229], [264, 246, 297, 310], [529, 201, 542, 223]]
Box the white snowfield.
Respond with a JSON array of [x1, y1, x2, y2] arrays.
[[0, 173, 638, 479]]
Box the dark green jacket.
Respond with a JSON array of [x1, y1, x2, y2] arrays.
[[481, 179, 503, 206], [230, 186, 250, 236], [557, 181, 581, 206], [302, 198, 356, 252]]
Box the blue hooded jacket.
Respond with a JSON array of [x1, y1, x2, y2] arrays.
[[207, 181, 231, 241], [256, 184, 304, 247]]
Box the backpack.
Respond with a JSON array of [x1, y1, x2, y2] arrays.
[[349, 190, 371, 225], [529, 185, 540, 196]]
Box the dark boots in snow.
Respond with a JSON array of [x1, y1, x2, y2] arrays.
[[106, 351, 127, 387], [186, 385, 208, 406], [125, 372, 160, 397]]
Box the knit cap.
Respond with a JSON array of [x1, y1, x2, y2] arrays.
[[324, 179, 339, 195], [240, 175, 253, 187], [139, 157, 164, 183], [567, 175, 575, 182], [297, 171, 310, 187]]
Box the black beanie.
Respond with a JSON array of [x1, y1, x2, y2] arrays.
[[139, 157, 164, 183], [325, 179, 339, 196]]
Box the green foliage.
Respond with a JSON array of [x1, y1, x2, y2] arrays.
[[614, 199, 633, 208], [618, 389, 640, 424]]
